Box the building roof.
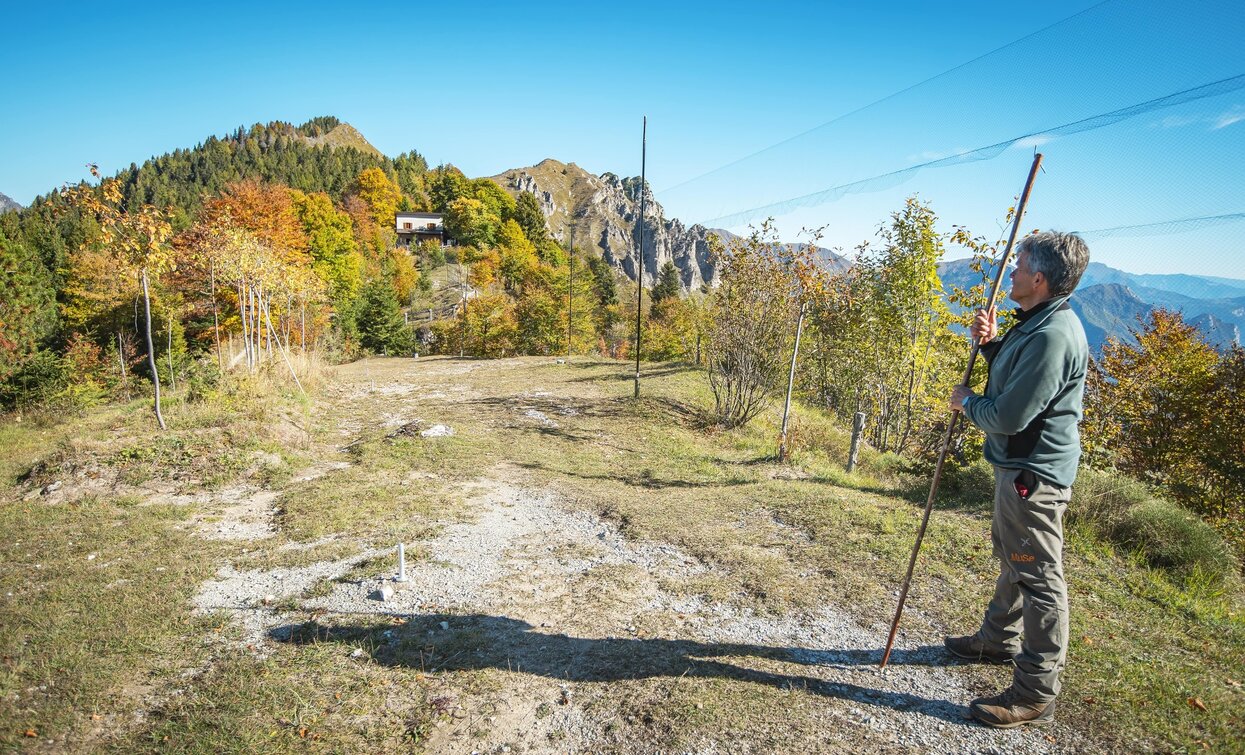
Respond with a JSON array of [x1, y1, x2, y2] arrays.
[[395, 211, 443, 219]]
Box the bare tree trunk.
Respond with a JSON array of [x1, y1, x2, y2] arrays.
[[117, 331, 127, 389], [210, 260, 222, 372], [262, 297, 305, 395], [300, 299, 306, 353], [141, 268, 166, 430], [167, 308, 176, 392], [238, 283, 252, 370]]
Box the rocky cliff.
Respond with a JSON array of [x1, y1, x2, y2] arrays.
[[0, 191, 21, 213], [489, 159, 721, 289]]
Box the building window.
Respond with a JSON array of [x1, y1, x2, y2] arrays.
[[403, 222, 413, 230], [427, 223, 437, 230]]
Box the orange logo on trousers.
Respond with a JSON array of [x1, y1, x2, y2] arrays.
[[1010, 552, 1035, 563]]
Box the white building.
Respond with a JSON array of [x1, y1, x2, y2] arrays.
[[395, 212, 450, 248]]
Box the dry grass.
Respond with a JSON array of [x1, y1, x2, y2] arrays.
[[1, 355, 1241, 752]]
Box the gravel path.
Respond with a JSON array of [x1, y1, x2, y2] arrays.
[[195, 461, 1089, 753]]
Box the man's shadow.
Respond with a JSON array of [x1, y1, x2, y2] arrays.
[[270, 613, 982, 727]]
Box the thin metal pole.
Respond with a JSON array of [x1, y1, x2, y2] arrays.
[[459, 262, 466, 358], [634, 116, 647, 399], [880, 153, 1043, 669], [567, 222, 575, 358]]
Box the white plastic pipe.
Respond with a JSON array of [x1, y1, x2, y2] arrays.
[[396, 543, 408, 582]]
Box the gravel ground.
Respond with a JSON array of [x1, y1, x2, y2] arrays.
[[194, 460, 1090, 753]]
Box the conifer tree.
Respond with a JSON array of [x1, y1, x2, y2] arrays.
[[651, 260, 681, 306]]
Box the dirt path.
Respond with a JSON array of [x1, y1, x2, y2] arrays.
[[193, 357, 1093, 753]]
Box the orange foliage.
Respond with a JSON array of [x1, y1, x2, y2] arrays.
[[200, 180, 310, 267]]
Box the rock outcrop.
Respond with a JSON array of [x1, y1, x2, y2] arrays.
[[490, 160, 723, 290]]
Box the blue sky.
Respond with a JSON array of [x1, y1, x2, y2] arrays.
[[2, 0, 1242, 276]]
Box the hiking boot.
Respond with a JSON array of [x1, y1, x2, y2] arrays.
[[970, 687, 1057, 728], [943, 634, 1015, 665]]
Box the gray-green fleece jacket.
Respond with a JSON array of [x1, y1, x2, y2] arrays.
[[962, 295, 1089, 488]]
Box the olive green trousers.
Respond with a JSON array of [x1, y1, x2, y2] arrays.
[[975, 466, 1071, 703]]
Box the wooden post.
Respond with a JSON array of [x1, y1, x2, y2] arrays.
[[846, 412, 866, 473], [778, 301, 807, 462]]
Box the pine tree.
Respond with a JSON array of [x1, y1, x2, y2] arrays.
[[355, 279, 413, 355], [651, 260, 681, 305]]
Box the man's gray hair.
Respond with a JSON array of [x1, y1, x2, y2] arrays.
[[1019, 231, 1090, 298]]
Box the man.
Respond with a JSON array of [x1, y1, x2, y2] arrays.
[[947, 231, 1091, 728]]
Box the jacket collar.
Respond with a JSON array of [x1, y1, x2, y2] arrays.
[[1014, 295, 1071, 333]]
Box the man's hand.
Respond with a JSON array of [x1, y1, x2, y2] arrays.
[[950, 384, 975, 413], [972, 306, 998, 345]]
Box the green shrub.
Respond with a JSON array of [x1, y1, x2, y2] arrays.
[[183, 357, 224, 403], [1071, 466, 1240, 584], [0, 349, 69, 409], [1114, 499, 1239, 583], [1070, 466, 1152, 534], [939, 456, 995, 507]]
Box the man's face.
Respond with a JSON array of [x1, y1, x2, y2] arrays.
[[1009, 250, 1039, 304]]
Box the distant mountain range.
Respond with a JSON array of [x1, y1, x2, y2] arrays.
[[0, 192, 21, 213], [938, 258, 1245, 349]]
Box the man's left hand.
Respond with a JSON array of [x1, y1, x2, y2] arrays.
[[950, 384, 975, 413]]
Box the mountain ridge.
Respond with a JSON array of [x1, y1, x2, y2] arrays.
[[488, 159, 849, 290]]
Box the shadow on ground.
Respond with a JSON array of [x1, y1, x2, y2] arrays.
[[271, 613, 981, 727]]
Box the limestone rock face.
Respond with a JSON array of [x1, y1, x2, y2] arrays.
[[490, 159, 720, 290]]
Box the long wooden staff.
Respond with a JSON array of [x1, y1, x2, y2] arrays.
[[880, 153, 1043, 668]]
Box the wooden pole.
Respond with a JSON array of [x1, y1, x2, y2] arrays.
[[847, 412, 866, 473], [633, 116, 647, 399], [778, 300, 807, 461], [880, 153, 1043, 668]]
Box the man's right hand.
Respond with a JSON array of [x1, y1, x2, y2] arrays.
[[973, 306, 998, 345]]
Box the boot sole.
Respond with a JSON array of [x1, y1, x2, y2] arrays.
[[971, 713, 1055, 729]]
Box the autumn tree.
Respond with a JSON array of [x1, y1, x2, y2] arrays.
[[464, 292, 517, 357], [807, 198, 956, 453], [62, 167, 175, 428], [289, 190, 364, 307], [351, 167, 403, 229], [705, 221, 800, 428], [1083, 309, 1218, 489], [446, 197, 499, 249], [496, 219, 539, 291]]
